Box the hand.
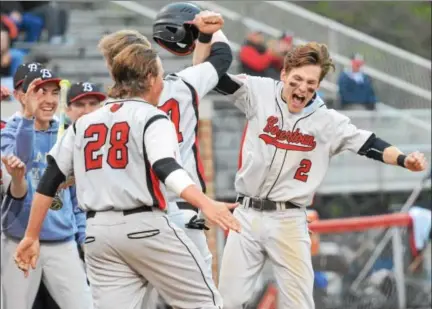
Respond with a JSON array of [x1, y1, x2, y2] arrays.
[[1, 86, 10, 101], [201, 200, 241, 232], [22, 78, 44, 119], [14, 237, 40, 278], [1, 155, 26, 181], [404, 151, 428, 172], [187, 10, 224, 34], [58, 176, 75, 191], [9, 11, 22, 23]]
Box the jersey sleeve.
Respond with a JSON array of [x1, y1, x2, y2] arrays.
[[329, 110, 374, 155], [143, 113, 182, 166], [48, 125, 75, 177], [176, 62, 219, 99], [215, 73, 258, 119]]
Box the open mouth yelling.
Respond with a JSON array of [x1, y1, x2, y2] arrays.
[[291, 93, 306, 108]]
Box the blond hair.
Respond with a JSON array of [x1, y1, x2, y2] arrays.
[[283, 42, 335, 81], [109, 44, 159, 99], [98, 30, 152, 67]]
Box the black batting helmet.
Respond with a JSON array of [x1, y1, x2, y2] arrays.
[[153, 2, 201, 56]]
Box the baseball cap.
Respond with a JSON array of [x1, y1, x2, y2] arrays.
[[13, 62, 44, 90], [22, 68, 61, 93], [67, 82, 107, 105]]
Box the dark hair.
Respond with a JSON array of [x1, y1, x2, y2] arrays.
[[283, 42, 335, 81], [109, 44, 159, 99]]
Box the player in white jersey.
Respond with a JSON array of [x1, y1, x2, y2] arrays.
[[196, 40, 428, 308], [14, 43, 240, 309], [98, 7, 231, 277]]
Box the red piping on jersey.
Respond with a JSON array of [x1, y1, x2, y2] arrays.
[[149, 168, 167, 211], [192, 89, 206, 184], [238, 122, 248, 170]]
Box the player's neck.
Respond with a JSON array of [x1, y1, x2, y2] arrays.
[[34, 119, 50, 131], [139, 94, 158, 106]]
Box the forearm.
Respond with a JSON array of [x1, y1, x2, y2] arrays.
[[10, 177, 27, 199], [193, 30, 229, 65], [383, 146, 405, 166], [180, 184, 213, 209], [24, 193, 53, 239], [358, 134, 405, 167]]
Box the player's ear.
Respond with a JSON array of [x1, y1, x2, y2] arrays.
[[280, 69, 287, 82]]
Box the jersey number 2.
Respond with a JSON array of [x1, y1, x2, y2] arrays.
[[159, 99, 183, 143], [294, 159, 312, 182], [84, 122, 130, 171]]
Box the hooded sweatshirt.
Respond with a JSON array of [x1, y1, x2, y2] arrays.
[[0, 115, 86, 243]]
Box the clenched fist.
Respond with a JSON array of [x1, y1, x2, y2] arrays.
[[404, 151, 428, 172], [187, 10, 224, 35]]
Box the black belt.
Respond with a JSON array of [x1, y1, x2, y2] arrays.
[[177, 202, 198, 213], [86, 205, 153, 219], [237, 196, 300, 211]]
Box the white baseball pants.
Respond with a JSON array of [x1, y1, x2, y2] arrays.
[[84, 208, 222, 309], [218, 205, 315, 309]]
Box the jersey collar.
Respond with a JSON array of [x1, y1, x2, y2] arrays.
[[103, 97, 151, 106]]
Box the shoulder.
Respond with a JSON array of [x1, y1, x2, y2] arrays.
[[323, 108, 351, 125]]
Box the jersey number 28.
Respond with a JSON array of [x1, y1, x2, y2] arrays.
[[84, 122, 130, 171]]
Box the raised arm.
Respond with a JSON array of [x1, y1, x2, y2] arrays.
[[175, 11, 232, 99], [0, 79, 45, 169]]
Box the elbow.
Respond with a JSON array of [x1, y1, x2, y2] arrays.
[[36, 158, 66, 197], [152, 158, 195, 196], [207, 42, 233, 78]]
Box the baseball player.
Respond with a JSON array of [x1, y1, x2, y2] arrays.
[[196, 41, 427, 308], [0, 68, 93, 309], [98, 6, 232, 307], [14, 43, 240, 309], [98, 0, 230, 274]]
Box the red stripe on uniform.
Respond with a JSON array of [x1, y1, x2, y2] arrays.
[[149, 168, 167, 211], [191, 88, 207, 190], [238, 122, 248, 170]]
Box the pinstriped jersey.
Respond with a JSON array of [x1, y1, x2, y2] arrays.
[[225, 74, 373, 207], [49, 99, 182, 212], [159, 62, 219, 202]]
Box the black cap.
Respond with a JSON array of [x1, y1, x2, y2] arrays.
[[13, 62, 44, 90], [22, 68, 61, 93], [67, 82, 107, 105]]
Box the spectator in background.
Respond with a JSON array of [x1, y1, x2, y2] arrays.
[[0, 2, 43, 47], [239, 30, 283, 78], [267, 33, 293, 73], [1, 22, 26, 91], [9, 62, 44, 117], [0, 1, 69, 46], [0, 68, 92, 309], [338, 53, 377, 110]]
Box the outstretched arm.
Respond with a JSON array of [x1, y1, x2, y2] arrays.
[[358, 135, 427, 171]]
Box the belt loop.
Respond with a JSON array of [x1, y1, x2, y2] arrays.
[[243, 196, 250, 208]]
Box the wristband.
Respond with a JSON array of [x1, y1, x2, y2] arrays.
[[397, 154, 407, 168], [198, 32, 213, 44]]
